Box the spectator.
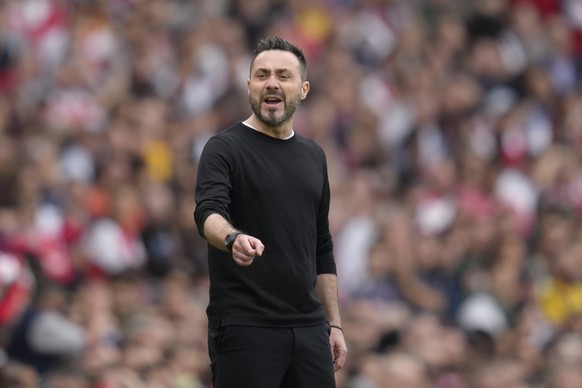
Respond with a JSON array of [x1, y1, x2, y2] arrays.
[[6, 281, 88, 376]]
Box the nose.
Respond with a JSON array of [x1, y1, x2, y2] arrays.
[[265, 74, 279, 89]]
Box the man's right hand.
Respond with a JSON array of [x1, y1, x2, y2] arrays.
[[231, 234, 265, 266]]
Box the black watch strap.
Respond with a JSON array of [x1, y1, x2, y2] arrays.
[[225, 231, 242, 252]]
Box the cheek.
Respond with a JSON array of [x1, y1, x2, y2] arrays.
[[285, 85, 302, 98], [248, 82, 263, 94]]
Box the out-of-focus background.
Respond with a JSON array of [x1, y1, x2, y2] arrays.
[[1, 0, 582, 387]]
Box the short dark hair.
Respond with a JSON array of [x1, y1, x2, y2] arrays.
[[251, 36, 307, 81]]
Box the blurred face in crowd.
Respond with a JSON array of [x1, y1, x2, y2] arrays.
[[248, 49, 309, 128]]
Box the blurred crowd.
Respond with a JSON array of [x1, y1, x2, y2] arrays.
[[1, 0, 582, 387]]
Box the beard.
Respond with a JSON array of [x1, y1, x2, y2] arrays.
[[249, 90, 302, 128]]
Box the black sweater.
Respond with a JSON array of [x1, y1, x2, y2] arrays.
[[194, 122, 337, 329]]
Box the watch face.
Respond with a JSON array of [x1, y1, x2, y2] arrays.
[[225, 233, 233, 245]]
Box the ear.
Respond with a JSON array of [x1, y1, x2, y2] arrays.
[[301, 81, 310, 100], [247, 79, 250, 95]]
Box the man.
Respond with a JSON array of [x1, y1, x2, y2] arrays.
[[194, 36, 347, 387]]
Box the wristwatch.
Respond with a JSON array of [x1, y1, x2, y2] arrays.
[[224, 231, 242, 252]]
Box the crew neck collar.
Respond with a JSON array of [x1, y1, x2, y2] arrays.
[[242, 121, 295, 140]]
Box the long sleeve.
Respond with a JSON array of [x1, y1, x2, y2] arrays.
[[194, 136, 234, 238], [315, 152, 336, 275]]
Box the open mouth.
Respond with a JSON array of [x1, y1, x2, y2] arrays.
[[263, 95, 283, 108]]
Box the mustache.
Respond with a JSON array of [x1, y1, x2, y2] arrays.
[[262, 91, 284, 99]]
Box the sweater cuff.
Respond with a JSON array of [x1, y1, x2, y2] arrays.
[[194, 209, 219, 239], [316, 250, 337, 275]]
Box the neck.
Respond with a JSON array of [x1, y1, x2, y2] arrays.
[[245, 116, 294, 139]]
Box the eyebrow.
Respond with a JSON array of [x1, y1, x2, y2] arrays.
[[254, 68, 293, 75]]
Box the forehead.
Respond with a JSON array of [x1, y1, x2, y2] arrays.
[[251, 50, 302, 73]]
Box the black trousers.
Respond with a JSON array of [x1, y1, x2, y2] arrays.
[[208, 323, 336, 388]]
